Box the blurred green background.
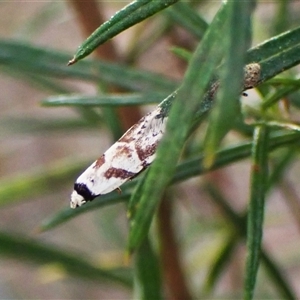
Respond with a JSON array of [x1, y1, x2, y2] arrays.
[[1, 1, 300, 299]]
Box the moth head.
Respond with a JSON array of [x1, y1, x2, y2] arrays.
[[70, 190, 86, 208], [70, 182, 97, 208]]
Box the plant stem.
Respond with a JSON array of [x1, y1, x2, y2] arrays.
[[157, 197, 192, 300]]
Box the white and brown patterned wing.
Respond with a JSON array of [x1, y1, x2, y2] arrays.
[[70, 107, 167, 208]]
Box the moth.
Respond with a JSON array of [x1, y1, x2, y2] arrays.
[[70, 63, 261, 208], [70, 105, 168, 208]]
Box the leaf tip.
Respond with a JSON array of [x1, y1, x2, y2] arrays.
[[126, 210, 132, 219], [67, 57, 77, 66], [31, 226, 43, 235], [203, 152, 216, 169], [123, 250, 133, 266]]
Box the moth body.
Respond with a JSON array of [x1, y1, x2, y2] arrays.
[[70, 107, 167, 208]]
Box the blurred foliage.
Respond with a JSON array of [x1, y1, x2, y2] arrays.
[[1, 0, 300, 299]]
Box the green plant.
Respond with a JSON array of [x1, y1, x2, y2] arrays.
[[1, 1, 300, 299]]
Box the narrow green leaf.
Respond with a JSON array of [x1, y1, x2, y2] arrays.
[[204, 234, 238, 293], [246, 25, 300, 87], [170, 46, 192, 62], [173, 131, 300, 185], [266, 77, 300, 86], [267, 149, 295, 191], [246, 26, 300, 63], [203, 1, 254, 167], [68, 0, 150, 64], [206, 193, 296, 300], [204, 169, 296, 299], [204, 183, 245, 232], [272, 0, 290, 35], [1, 23, 300, 111], [0, 40, 177, 93], [42, 92, 167, 107], [0, 159, 89, 207], [133, 237, 162, 300], [127, 170, 149, 221], [39, 191, 132, 232], [75, 106, 103, 126], [41, 131, 300, 231], [0, 117, 100, 135], [244, 125, 269, 300], [68, 0, 180, 64], [14, 2, 61, 39], [262, 84, 300, 109], [261, 251, 296, 300], [127, 3, 229, 253], [0, 230, 132, 287], [0, 24, 300, 99], [0, 65, 70, 94], [100, 106, 124, 142], [125, 13, 172, 64], [165, 1, 208, 39], [259, 44, 300, 84]]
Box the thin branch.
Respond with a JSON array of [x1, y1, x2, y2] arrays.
[[157, 197, 192, 300]]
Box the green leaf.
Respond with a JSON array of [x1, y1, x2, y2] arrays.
[[0, 230, 132, 287], [41, 130, 300, 231], [203, 0, 254, 167], [42, 92, 168, 107], [272, 0, 290, 35], [48, 131, 300, 233], [262, 82, 300, 109], [39, 191, 132, 232], [203, 183, 245, 233], [246, 26, 300, 64], [0, 65, 70, 94], [259, 44, 300, 84], [68, 0, 180, 64], [204, 234, 238, 293], [192, 25, 300, 128], [165, 1, 208, 39], [244, 125, 269, 300], [75, 106, 103, 126], [125, 15, 171, 63], [170, 46, 192, 62], [0, 117, 99, 135], [266, 77, 300, 86], [0, 158, 89, 207], [127, 3, 230, 253], [100, 106, 124, 142], [127, 170, 149, 221], [0, 40, 177, 93], [267, 149, 295, 190], [204, 172, 296, 299], [261, 251, 296, 300], [133, 237, 163, 300]]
